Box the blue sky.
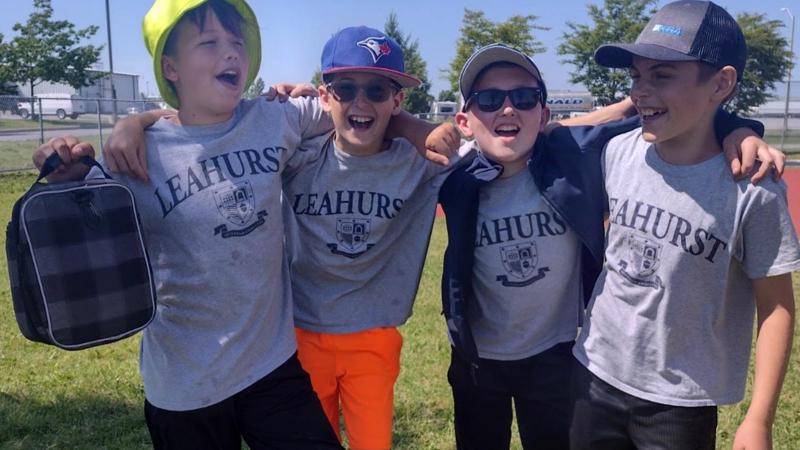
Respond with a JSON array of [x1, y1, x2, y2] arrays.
[[1, 0, 797, 97]]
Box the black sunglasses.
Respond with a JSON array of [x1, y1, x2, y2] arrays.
[[465, 87, 544, 112], [325, 80, 400, 103]]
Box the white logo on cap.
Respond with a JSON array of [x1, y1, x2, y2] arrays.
[[653, 24, 682, 36]]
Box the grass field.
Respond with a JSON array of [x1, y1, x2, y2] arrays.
[[0, 118, 101, 130], [0, 172, 798, 449], [0, 137, 102, 172]]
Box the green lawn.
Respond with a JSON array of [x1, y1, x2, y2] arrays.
[[0, 173, 799, 449], [0, 136, 102, 172], [0, 117, 106, 129], [764, 132, 800, 150]]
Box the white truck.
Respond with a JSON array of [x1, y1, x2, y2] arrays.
[[17, 93, 82, 120], [546, 91, 594, 119], [416, 101, 458, 122]]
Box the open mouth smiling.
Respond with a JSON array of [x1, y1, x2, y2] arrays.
[[348, 115, 374, 130], [215, 70, 240, 87], [639, 107, 666, 121], [495, 124, 520, 137]]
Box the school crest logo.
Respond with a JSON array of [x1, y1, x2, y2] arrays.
[[496, 241, 550, 287], [215, 182, 254, 225], [357, 36, 392, 63], [619, 232, 663, 288], [328, 218, 374, 258], [212, 181, 267, 238]]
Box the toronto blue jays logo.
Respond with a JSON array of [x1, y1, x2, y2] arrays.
[[619, 232, 663, 288], [357, 36, 392, 63], [496, 241, 550, 287], [212, 181, 267, 238], [328, 218, 374, 258]]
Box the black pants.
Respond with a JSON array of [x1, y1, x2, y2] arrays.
[[448, 342, 575, 450], [144, 353, 343, 450], [570, 363, 717, 450]]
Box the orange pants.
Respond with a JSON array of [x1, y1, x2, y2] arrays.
[[295, 327, 402, 450]]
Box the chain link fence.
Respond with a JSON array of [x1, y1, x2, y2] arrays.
[[0, 95, 166, 173], [0, 94, 798, 173]]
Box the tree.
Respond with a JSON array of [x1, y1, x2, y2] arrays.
[[445, 9, 549, 93], [310, 68, 322, 87], [243, 76, 266, 99], [558, 2, 793, 113], [557, 0, 657, 106], [438, 89, 457, 102], [384, 12, 433, 114], [0, 0, 101, 117], [728, 13, 793, 115]]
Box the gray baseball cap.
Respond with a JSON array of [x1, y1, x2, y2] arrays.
[[458, 43, 546, 108], [594, 1, 747, 80]]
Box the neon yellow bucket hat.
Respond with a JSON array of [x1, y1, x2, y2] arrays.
[[142, 0, 261, 109]]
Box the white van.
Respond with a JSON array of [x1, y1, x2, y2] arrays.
[[17, 93, 80, 120]]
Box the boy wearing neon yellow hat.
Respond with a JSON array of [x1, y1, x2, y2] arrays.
[[48, 1, 343, 448]]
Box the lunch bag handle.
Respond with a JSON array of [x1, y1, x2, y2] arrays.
[[36, 153, 112, 183]]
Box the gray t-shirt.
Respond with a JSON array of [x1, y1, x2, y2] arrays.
[[284, 136, 471, 333], [105, 97, 329, 411], [573, 128, 800, 407], [471, 169, 582, 360]]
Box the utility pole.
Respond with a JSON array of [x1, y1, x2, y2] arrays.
[[105, 0, 118, 123], [780, 8, 795, 152]]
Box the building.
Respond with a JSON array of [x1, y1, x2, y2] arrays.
[[16, 69, 142, 115]]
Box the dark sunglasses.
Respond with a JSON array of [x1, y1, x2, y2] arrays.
[[325, 80, 400, 103], [465, 87, 544, 112]]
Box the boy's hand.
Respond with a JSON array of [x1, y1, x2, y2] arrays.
[[103, 114, 157, 182], [722, 128, 785, 183], [732, 418, 771, 450], [424, 121, 460, 165], [32, 135, 95, 183], [264, 83, 318, 103]]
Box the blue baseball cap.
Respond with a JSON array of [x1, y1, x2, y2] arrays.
[[595, 1, 746, 81], [321, 26, 421, 88]]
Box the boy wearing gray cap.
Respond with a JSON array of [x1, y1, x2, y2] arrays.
[[571, 2, 800, 448]]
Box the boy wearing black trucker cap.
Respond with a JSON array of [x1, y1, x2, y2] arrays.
[[571, 2, 800, 449]]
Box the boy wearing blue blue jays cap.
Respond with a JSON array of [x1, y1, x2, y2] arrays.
[[58, 18, 459, 448], [285, 26, 468, 450], [571, 2, 800, 448]]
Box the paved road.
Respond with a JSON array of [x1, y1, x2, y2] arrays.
[[758, 117, 800, 131]]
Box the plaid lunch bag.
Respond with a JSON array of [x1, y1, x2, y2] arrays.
[[5, 153, 156, 350]]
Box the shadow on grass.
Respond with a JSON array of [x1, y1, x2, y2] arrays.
[[0, 392, 149, 449], [392, 401, 455, 450]]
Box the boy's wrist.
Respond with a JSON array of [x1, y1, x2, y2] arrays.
[[743, 406, 775, 428], [136, 109, 172, 129]]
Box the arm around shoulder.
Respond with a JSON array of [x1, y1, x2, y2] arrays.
[[102, 109, 173, 182]]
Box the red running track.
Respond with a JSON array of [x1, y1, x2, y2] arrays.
[[786, 168, 800, 233], [435, 168, 800, 233]]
